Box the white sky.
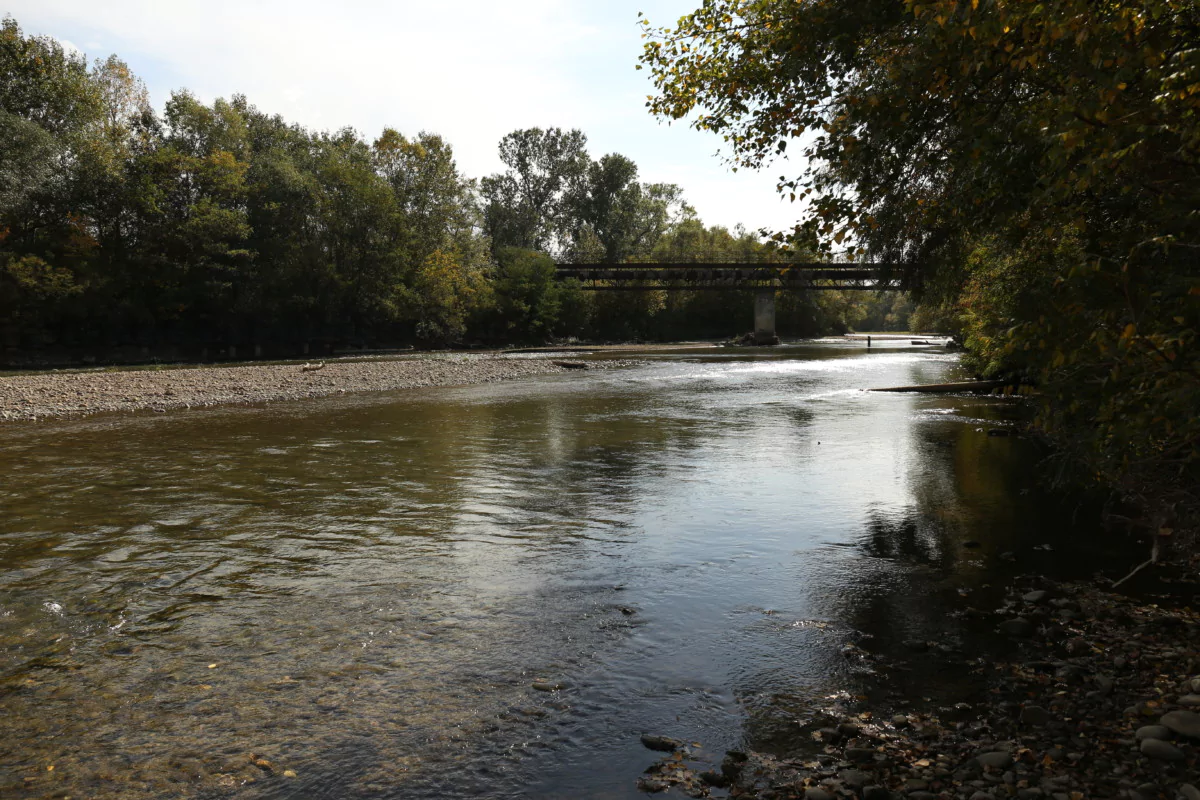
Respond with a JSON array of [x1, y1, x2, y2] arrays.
[[5, 0, 805, 235]]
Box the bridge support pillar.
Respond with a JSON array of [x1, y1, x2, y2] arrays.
[[753, 289, 779, 345]]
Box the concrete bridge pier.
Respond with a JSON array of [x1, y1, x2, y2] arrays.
[[753, 289, 780, 345]]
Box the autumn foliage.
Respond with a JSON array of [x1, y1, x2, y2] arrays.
[[641, 1, 1199, 515]]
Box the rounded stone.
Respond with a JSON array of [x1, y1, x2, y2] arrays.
[[840, 769, 870, 788], [977, 752, 1013, 769], [845, 747, 876, 762], [1020, 705, 1052, 725], [998, 618, 1035, 637], [1135, 725, 1171, 742], [1139, 738, 1185, 762], [1161, 710, 1200, 739], [639, 734, 681, 752]]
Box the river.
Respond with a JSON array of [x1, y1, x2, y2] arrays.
[[0, 340, 1136, 799]]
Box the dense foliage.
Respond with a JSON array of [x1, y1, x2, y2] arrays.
[[0, 16, 905, 358], [640, 0, 1199, 518]]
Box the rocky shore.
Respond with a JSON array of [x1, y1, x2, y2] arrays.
[[638, 565, 1200, 800], [0, 354, 631, 421]]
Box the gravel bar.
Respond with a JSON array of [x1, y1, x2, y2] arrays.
[[0, 354, 632, 421]]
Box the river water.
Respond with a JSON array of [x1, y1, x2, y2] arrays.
[[0, 341, 1136, 799]]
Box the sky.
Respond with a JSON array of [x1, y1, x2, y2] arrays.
[[4, 0, 805, 235]]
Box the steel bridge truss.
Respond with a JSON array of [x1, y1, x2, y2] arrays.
[[554, 262, 904, 291]]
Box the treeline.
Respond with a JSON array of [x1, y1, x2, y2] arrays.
[[0, 18, 904, 361]]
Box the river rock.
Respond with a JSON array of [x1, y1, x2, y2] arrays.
[[1178, 784, 1200, 800], [1020, 705, 1052, 725], [845, 747, 876, 762], [1135, 725, 1171, 741], [640, 734, 682, 752], [840, 769, 870, 788], [1178, 694, 1200, 707], [999, 618, 1035, 638], [976, 752, 1013, 770], [1139, 738, 1186, 761], [1023, 590, 1049, 604], [863, 786, 890, 800], [970, 792, 995, 800], [805, 789, 834, 800], [1161, 710, 1200, 739]]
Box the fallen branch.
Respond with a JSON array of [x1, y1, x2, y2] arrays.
[[1111, 558, 1154, 589]]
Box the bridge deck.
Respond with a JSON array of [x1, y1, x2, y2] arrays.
[[554, 262, 903, 291]]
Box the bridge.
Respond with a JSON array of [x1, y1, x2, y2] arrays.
[[554, 260, 905, 345]]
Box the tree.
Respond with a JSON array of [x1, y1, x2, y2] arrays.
[[640, 0, 1200, 510], [567, 153, 688, 263], [491, 247, 574, 341], [481, 127, 589, 252]]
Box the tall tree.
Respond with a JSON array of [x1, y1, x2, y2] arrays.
[[568, 153, 688, 263], [481, 127, 588, 252]]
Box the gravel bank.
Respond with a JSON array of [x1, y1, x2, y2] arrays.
[[0, 354, 632, 421]]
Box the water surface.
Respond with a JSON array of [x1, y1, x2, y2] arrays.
[[0, 341, 1133, 798]]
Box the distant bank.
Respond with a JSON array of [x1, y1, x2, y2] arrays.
[[0, 354, 635, 422]]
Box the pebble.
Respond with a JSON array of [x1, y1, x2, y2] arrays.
[[840, 769, 870, 788], [1178, 784, 1200, 800], [1135, 725, 1171, 742], [1138, 738, 1185, 762], [805, 789, 834, 800], [999, 618, 1035, 638], [640, 734, 682, 752], [1020, 705, 1052, 725], [1161, 710, 1200, 739], [1178, 694, 1200, 707], [977, 751, 1013, 769], [1023, 591, 1049, 604]]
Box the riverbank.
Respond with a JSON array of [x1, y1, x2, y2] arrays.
[[0, 353, 636, 421], [639, 562, 1200, 800]]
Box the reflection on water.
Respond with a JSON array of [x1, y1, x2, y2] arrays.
[[0, 341, 1135, 799]]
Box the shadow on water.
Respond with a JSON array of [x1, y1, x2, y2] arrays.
[[0, 342, 1141, 799]]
